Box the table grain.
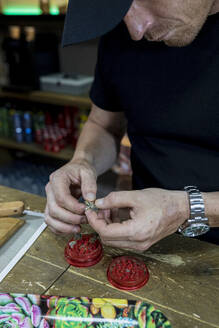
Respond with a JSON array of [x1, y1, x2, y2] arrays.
[[0, 185, 218, 328]]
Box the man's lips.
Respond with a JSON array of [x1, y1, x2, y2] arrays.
[[145, 31, 170, 41], [145, 29, 176, 42]]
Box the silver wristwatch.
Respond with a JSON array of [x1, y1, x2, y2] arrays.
[[178, 186, 210, 237]]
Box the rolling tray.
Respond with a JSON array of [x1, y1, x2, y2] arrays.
[[0, 217, 25, 247], [0, 214, 46, 282]]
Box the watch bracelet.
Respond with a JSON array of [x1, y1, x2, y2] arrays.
[[184, 186, 205, 219], [178, 186, 209, 233]]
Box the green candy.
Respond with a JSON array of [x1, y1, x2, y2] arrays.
[[54, 298, 92, 328]]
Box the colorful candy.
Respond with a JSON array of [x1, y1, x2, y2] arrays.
[[0, 293, 172, 328]]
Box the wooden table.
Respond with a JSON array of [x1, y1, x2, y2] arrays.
[[0, 185, 218, 328]]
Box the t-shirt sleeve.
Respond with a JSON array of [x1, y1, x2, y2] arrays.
[[89, 37, 122, 112]]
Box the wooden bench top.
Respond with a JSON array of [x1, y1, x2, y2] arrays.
[[0, 185, 218, 328]]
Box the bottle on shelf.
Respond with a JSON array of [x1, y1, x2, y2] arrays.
[[12, 111, 23, 143], [0, 105, 9, 137], [39, 0, 50, 14], [57, 0, 68, 14], [23, 112, 33, 143], [23, 26, 39, 89], [24, 26, 36, 43], [2, 26, 22, 87]]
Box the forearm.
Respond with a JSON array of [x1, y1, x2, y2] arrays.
[[72, 119, 120, 175], [202, 192, 219, 227]]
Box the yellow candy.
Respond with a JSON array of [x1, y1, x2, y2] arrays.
[[101, 303, 116, 319], [92, 298, 106, 308], [103, 298, 128, 309], [90, 304, 99, 315]]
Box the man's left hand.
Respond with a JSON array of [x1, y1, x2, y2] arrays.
[[86, 188, 189, 251]]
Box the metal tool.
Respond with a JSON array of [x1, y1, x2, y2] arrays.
[[0, 201, 45, 218]]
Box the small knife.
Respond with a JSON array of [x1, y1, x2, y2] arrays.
[[0, 201, 44, 218]]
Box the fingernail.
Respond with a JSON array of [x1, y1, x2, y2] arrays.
[[95, 198, 104, 207], [86, 193, 95, 201], [73, 226, 80, 233]]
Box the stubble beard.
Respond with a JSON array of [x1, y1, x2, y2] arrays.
[[163, 27, 198, 47], [163, 14, 209, 47], [145, 11, 209, 47]]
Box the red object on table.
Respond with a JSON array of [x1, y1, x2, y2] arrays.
[[64, 234, 103, 267], [107, 256, 149, 291]]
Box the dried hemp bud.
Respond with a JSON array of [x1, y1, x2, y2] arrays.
[[85, 200, 98, 213]]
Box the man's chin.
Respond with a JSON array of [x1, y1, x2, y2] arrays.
[[163, 36, 194, 47], [162, 28, 200, 47]]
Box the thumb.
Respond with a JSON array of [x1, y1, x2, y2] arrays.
[[95, 191, 134, 209], [80, 168, 97, 202]]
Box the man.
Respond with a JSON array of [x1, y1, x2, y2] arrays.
[[45, 0, 219, 250]]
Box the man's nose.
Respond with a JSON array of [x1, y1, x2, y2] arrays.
[[124, 7, 154, 41]]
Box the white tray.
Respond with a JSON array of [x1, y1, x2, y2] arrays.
[[0, 213, 46, 282]]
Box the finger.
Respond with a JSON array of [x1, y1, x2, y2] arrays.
[[45, 211, 81, 235], [101, 239, 150, 252], [48, 175, 85, 215], [80, 168, 97, 202], [86, 209, 133, 240], [48, 207, 87, 225], [45, 205, 82, 233], [48, 226, 69, 236], [47, 185, 87, 224], [95, 191, 135, 210]]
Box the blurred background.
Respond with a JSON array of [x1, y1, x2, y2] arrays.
[[0, 0, 132, 198]]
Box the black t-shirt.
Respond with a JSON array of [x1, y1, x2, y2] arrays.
[[90, 14, 219, 192]]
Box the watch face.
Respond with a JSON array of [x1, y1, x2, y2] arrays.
[[182, 223, 210, 238]]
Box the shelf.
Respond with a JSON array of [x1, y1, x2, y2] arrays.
[[0, 137, 74, 161], [0, 90, 91, 108], [0, 14, 65, 27]]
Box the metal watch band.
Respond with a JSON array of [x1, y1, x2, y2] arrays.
[[184, 186, 206, 222], [178, 186, 209, 237]]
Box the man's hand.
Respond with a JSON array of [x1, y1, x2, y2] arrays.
[[45, 160, 97, 235], [86, 188, 189, 251]]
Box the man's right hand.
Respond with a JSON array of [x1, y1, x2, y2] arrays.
[[45, 160, 97, 235]]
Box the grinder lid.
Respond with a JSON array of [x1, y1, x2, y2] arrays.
[[65, 233, 103, 267], [107, 256, 149, 291]]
